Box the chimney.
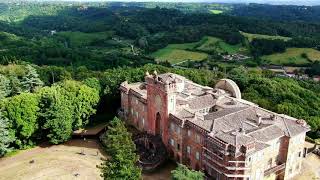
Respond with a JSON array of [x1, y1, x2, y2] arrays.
[[239, 127, 245, 135], [256, 113, 262, 125]]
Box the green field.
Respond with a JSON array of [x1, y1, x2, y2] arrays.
[[241, 31, 292, 42], [165, 42, 199, 50], [196, 36, 247, 54], [57, 31, 114, 47], [210, 10, 223, 14], [151, 36, 247, 64], [262, 48, 320, 65], [152, 48, 208, 64]]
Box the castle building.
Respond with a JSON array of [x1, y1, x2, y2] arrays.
[[119, 72, 310, 180]]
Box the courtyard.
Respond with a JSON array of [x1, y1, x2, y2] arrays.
[[0, 139, 175, 180], [0, 139, 105, 180]]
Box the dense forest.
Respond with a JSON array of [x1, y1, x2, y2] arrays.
[[0, 2, 319, 70], [231, 4, 320, 22], [0, 2, 320, 161]]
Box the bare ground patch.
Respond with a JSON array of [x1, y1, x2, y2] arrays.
[[0, 139, 106, 180], [293, 153, 320, 180]]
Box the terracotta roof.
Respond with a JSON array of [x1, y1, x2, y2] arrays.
[[187, 94, 216, 110], [249, 125, 284, 142], [215, 131, 254, 146], [157, 73, 183, 84]]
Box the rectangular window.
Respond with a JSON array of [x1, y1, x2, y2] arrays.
[[187, 130, 192, 137], [142, 118, 145, 126], [131, 108, 133, 115], [196, 152, 200, 160], [170, 139, 175, 146], [176, 126, 181, 134], [196, 134, 201, 143], [170, 123, 175, 132], [177, 143, 180, 151], [298, 151, 301, 157], [187, 146, 191, 154], [136, 112, 139, 118], [136, 99, 138, 104]]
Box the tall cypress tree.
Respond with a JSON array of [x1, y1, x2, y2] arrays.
[[99, 117, 141, 180]]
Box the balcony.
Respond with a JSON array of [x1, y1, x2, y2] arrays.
[[264, 163, 286, 176]]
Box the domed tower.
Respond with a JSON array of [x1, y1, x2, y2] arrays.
[[215, 79, 242, 99], [145, 72, 178, 145]]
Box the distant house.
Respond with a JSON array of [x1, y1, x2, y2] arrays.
[[263, 65, 286, 75], [50, 30, 57, 35], [313, 76, 320, 82], [222, 53, 250, 62]]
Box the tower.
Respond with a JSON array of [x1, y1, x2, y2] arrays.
[[145, 72, 177, 146]]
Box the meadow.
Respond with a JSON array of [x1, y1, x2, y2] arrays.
[[151, 36, 246, 64], [196, 36, 246, 54], [241, 31, 292, 42], [151, 48, 208, 64], [57, 31, 114, 47], [262, 48, 320, 65], [210, 10, 223, 14]]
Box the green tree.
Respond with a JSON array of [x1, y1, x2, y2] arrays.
[[4, 93, 40, 148], [38, 86, 74, 144], [83, 77, 102, 94], [0, 111, 15, 157], [171, 164, 204, 180], [0, 74, 11, 100], [59, 80, 100, 129], [8, 75, 22, 96], [21, 65, 44, 93], [100, 117, 141, 180]]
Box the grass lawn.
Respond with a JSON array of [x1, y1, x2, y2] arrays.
[[152, 48, 208, 64], [57, 31, 114, 47], [240, 31, 292, 42], [262, 48, 320, 65], [210, 10, 223, 14], [196, 36, 246, 54]]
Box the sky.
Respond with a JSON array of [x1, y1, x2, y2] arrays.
[[16, 0, 320, 6], [109, 0, 320, 5]]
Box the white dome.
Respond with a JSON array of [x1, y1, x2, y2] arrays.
[[215, 79, 241, 99]]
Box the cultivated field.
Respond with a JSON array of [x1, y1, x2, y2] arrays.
[[241, 31, 292, 42], [210, 10, 223, 14], [0, 139, 106, 180], [262, 48, 320, 65], [196, 36, 246, 54], [152, 47, 208, 64], [151, 36, 246, 64]]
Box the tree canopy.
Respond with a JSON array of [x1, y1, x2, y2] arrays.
[[171, 164, 204, 180], [99, 117, 141, 180]]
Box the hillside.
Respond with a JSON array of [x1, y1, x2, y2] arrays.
[[241, 31, 291, 42], [151, 36, 247, 64], [262, 48, 320, 65]]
